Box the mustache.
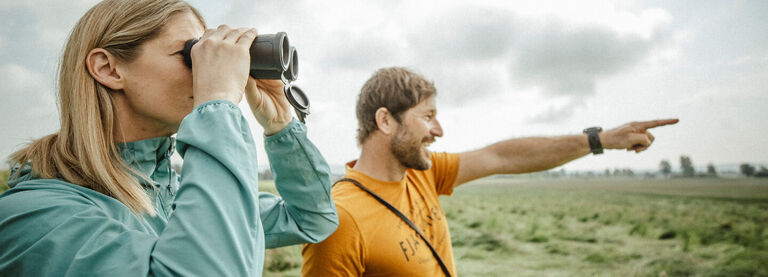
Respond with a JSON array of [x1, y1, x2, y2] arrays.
[[422, 137, 436, 144]]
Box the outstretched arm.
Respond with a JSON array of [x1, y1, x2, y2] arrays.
[[452, 119, 679, 187]]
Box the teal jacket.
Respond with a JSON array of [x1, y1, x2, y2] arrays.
[[0, 100, 338, 276]]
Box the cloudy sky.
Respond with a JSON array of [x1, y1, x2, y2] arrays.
[[1, 0, 766, 173]]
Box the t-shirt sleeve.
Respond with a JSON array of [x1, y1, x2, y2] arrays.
[[430, 152, 460, 196], [301, 205, 365, 276]]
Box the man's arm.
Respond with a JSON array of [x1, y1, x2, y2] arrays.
[[453, 119, 679, 187]]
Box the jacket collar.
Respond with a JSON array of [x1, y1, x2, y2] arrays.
[[117, 136, 175, 185]]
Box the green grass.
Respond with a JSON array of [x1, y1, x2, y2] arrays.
[[260, 180, 304, 277], [0, 170, 9, 194], [442, 177, 768, 276]]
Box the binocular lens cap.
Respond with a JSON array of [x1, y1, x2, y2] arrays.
[[287, 85, 309, 110]]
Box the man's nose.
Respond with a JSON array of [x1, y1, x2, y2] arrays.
[[430, 119, 444, 137]]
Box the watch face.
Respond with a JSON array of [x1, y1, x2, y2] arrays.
[[583, 127, 602, 133]]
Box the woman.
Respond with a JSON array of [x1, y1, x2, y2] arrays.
[[0, 0, 337, 276]]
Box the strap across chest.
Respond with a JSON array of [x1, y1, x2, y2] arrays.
[[335, 178, 452, 277]]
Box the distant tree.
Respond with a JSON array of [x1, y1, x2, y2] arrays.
[[680, 156, 695, 177], [706, 163, 717, 177], [659, 160, 672, 177], [259, 169, 273, 180], [604, 169, 611, 177], [756, 166, 768, 178], [622, 169, 635, 177], [740, 163, 755, 177]]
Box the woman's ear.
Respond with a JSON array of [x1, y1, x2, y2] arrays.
[[86, 48, 124, 90], [375, 107, 397, 135]]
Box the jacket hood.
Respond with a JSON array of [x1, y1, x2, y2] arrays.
[[7, 137, 175, 189], [7, 163, 33, 189]]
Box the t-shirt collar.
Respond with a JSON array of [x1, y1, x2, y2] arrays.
[[344, 160, 407, 187]]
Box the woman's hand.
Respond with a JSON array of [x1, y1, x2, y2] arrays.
[[245, 78, 293, 135], [190, 25, 257, 106]]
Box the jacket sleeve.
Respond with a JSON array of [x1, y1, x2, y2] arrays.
[[151, 100, 263, 276], [258, 120, 339, 248], [0, 100, 265, 276]]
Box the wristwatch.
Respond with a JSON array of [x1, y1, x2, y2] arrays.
[[583, 127, 603, 155]]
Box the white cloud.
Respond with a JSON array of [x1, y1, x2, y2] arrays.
[[0, 63, 58, 168], [406, 5, 517, 62], [481, 0, 671, 37], [511, 21, 669, 97], [0, 63, 57, 119], [1, 63, 45, 94], [0, 0, 98, 51], [1, 0, 766, 171]]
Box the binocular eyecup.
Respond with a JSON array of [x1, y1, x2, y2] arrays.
[[182, 32, 309, 122]]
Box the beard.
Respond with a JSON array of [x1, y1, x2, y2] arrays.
[[390, 124, 432, 170]]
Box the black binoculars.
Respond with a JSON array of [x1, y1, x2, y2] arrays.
[[182, 32, 309, 123]]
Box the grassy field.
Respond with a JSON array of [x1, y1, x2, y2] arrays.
[[261, 177, 768, 277], [0, 170, 9, 193], [441, 177, 768, 277], [3, 173, 766, 276]]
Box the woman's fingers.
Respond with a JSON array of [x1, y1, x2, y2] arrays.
[[190, 24, 254, 106], [199, 24, 230, 41], [236, 28, 258, 46], [222, 27, 250, 43]]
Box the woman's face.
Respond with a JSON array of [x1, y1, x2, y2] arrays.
[[116, 11, 204, 138]]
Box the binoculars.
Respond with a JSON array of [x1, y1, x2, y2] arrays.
[[182, 32, 310, 123]]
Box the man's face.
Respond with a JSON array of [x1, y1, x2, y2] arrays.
[[390, 95, 443, 170]]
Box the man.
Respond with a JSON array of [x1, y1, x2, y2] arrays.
[[302, 67, 677, 276]]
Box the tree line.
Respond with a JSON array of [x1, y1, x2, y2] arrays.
[[659, 156, 768, 178]]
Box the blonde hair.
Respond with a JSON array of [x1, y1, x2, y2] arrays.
[[10, 0, 205, 215]]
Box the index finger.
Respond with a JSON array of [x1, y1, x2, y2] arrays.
[[236, 28, 258, 47], [634, 118, 679, 130]]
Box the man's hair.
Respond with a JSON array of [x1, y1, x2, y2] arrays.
[[356, 67, 436, 145]]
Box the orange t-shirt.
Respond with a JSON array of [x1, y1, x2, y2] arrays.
[[302, 152, 460, 276]]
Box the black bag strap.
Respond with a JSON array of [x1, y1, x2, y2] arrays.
[[335, 178, 452, 277]]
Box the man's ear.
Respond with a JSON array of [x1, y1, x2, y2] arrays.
[[375, 107, 397, 135], [86, 48, 125, 90]]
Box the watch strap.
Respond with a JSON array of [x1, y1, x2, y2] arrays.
[[583, 127, 603, 155]]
